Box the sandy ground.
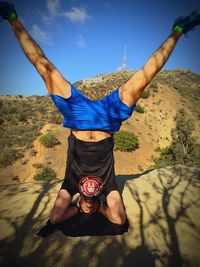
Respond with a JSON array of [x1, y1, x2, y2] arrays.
[[0, 165, 200, 267]]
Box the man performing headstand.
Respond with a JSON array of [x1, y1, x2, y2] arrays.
[[1, 2, 200, 235]]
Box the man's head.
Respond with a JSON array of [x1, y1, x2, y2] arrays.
[[79, 195, 100, 214], [78, 175, 103, 213]]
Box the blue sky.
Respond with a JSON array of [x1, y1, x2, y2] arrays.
[[0, 0, 200, 96]]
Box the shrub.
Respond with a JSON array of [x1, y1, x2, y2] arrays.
[[30, 149, 37, 157], [153, 146, 173, 168], [0, 148, 23, 167], [153, 108, 200, 167], [33, 163, 44, 169], [49, 113, 63, 124], [26, 141, 34, 149], [39, 133, 60, 148], [135, 104, 145, 113], [114, 130, 139, 152], [153, 87, 159, 93], [190, 144, 200, 165], [141, 90, 150, 98], [18, 114, 27, 122], [34, 166, 56, 181], [138, 165, 144, 172], [155, 146, 161, 152]]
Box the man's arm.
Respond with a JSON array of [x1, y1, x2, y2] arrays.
[[119, 31, 182, 107], [9, 18, 71, 98]]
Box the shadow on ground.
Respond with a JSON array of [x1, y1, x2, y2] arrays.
[[0, 165, 199, 267]]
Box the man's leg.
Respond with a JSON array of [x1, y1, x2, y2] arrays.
[[99, 190, 127, 225], [119, 31, 182, 107], [36, 189, 78, 237], [50, 189, 78, 224], [8, 17, 71, 98]]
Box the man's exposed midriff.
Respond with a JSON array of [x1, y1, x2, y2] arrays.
[[71, 130, 113, 142]]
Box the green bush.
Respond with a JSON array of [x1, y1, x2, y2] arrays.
[[49, 113, 63, 124], [141, 90, 150, 98], [39, 133, 60, 148], [33, 163, 44, 169], [153, 146, 173, 168], [114, 130, 139, 152], [153, 87, 159, 93], [34, 166, 56, 181], [18, 114, 27, 122], [153, 108, 200, 167], [135, 104, 145, 113], [0, 148, 23, 167]]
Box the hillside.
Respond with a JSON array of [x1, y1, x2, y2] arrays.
[[0, 165, 199, 267], [0, 69, 200, 185]]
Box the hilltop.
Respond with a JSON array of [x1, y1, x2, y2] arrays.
[[0, 69, 200, 185]]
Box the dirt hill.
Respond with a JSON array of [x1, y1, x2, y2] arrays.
[[0, 165, 199, 267], [0, 69, 200, 185]]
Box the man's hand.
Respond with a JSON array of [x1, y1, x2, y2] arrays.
[[0, 1, 17, 21]]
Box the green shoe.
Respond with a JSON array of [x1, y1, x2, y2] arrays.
[[172, 10, 200, 34], [0, 1, 17, 22]]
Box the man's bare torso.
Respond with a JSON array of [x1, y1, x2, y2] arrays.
[[71, 130, 113, 142]]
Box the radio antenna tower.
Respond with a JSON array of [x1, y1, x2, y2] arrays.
[[120, 45, 128, 72]]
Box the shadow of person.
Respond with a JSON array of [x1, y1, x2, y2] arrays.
[[124, 245, 155, 267], [36, 212, 129, 237], [56, 212, 129, 237], [116, 169, 153, 194]]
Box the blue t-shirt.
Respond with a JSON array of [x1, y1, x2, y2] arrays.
[[50, 86, 135, 132]]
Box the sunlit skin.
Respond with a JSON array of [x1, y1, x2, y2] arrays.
[[79, 197, 100, 214], [8, 16, 182, 225], [10, 18, 181, 144]]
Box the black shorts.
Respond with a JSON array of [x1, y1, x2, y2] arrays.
[[61, 133, 118, 198]]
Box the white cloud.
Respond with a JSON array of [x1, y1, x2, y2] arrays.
[[31, 25, 52, 45], [46, 0, 60, 16], [41, 14, 53, 25], [76, 34, 86, 48], [64, 6, 91, 23], [42, 2, 91, 26], [40, 0, 60, 25]]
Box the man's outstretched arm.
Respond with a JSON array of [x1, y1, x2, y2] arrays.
[[119, 10, 200, 107], [119, 31, 182, 107], [8, 16, 71, 98]]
